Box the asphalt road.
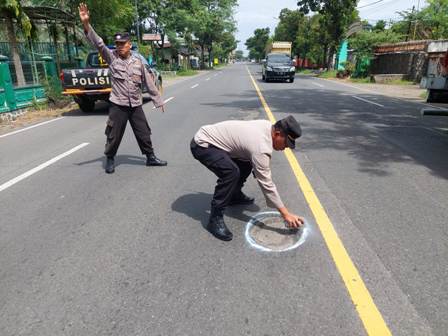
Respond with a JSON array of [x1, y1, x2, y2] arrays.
[[1, 63, 447, 335]]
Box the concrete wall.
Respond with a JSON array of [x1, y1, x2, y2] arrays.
[[370, 52, 428, 82]]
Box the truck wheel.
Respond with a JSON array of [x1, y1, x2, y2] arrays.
[[290, 77, 295, 83], [78, 99, 95, 113]]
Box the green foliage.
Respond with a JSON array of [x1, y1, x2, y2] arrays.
[[176, 68, 198, 76], [204, 1, 237, 65], [373, 20, 386, 32], [297, 69, 313, 74], [297, 0, 358, 66], [40, 75, 71, 107], [235, 50, 244, 60], [274, 9, 304, 55], [387, 79, 415, 85], [1, 0, 32, 37], [349, 77, 372, 83], [392, 0, 448, 40], [318, 70, 337, 78], [349, 30, 402, 58], [245, 28, 270, 61]]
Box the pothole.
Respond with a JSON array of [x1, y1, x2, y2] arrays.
[[245, 212, 308, 252]]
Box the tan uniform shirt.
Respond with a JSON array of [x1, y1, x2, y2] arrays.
[[85, 25, 163, 108], [194, 119, 285, 209]]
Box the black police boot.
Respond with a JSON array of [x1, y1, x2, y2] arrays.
[[228, 191, 255, 206], [105, 156, 115, 174], [146, 153, 167, 166], [207, 208, 233, 241]]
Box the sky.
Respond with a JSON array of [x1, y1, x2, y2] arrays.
[[235, 0, 428, 54]]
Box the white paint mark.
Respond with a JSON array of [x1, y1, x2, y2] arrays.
[[245, 211, 310, 252], [205, 77, 211, 81], [0, 143, 89, 193], [312, 82, 324, 88], [153, 96, 174, 109], [0, 117, 65, 139], [191, 84, 199, 89], [353, 95, 385, 108], [318, 77, 443, 110]]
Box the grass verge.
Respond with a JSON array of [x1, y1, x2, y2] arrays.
[[176, 69, 199, 76], [318, 70, 338, 78]]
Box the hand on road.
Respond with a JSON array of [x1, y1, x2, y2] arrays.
[[283, 213, 304, 229], [78, 3, 90, 24]]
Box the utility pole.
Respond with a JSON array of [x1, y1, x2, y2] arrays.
[[406, 6, 415, 41], [135, 0, 140, 43], [412, 0, 421, 40]]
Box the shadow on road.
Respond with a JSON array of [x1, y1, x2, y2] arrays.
[[171, 192, 260, 231], [202, 86, 448, 180], [76, 155, 146, 169]]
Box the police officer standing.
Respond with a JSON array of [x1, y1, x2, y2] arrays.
[[191, 116, 305, 241], [79, 3, 167, 174]]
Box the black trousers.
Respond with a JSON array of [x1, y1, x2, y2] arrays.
[[104, 103, 153, 157], [190, 139, 252, 211]]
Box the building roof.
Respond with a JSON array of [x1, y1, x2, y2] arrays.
[[0, 6, 75, 24]]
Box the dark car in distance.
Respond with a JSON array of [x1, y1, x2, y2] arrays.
[[261, 53, 295, 83]]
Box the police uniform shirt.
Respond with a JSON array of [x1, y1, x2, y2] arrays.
[[85, 24, 164, 108], [194, 120, 285, 209]]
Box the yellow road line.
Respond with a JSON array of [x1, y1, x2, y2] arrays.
[[246, 67, 392, 336]]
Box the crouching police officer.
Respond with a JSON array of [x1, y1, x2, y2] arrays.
[[79, 3, 167, 174], [191, 116, 305, 241]]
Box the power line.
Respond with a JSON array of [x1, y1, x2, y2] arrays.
[[357, 0, 385, 9], [359, 0, 405, 15]]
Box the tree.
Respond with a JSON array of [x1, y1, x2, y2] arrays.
[[349, 29, 401, 59], [1, 0, 32, 86], [274, 8, 305, 57], [373, 20, 386, 32], [234, 50, 244, 60], [245, 27, 270, 61], [34, 0, 135, 44], [193, 0, 237, 68], [392, 0, 448, 40], [216, 31, 237, 61], [297, 0, 358, 68]]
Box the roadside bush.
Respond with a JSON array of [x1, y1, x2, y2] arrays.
[[337, 61, 356, 78], [41, 76, 71, 108], [318, 70, 338, 78]]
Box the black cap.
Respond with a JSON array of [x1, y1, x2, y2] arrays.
[[114, 32, 130, 42], [276, 115, 302, 149]]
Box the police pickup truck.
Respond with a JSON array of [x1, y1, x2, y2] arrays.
[[61, 48, 162, 112]]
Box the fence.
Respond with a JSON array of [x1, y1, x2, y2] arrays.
[[8, 61, 47, 86], [0, 55, 60, 113], [0, 42, 79, 63]]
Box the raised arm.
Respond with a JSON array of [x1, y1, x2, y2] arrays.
[[78, 2, 113, 64]]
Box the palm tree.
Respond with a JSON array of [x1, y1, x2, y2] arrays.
[[1, 0, 32, 87]]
